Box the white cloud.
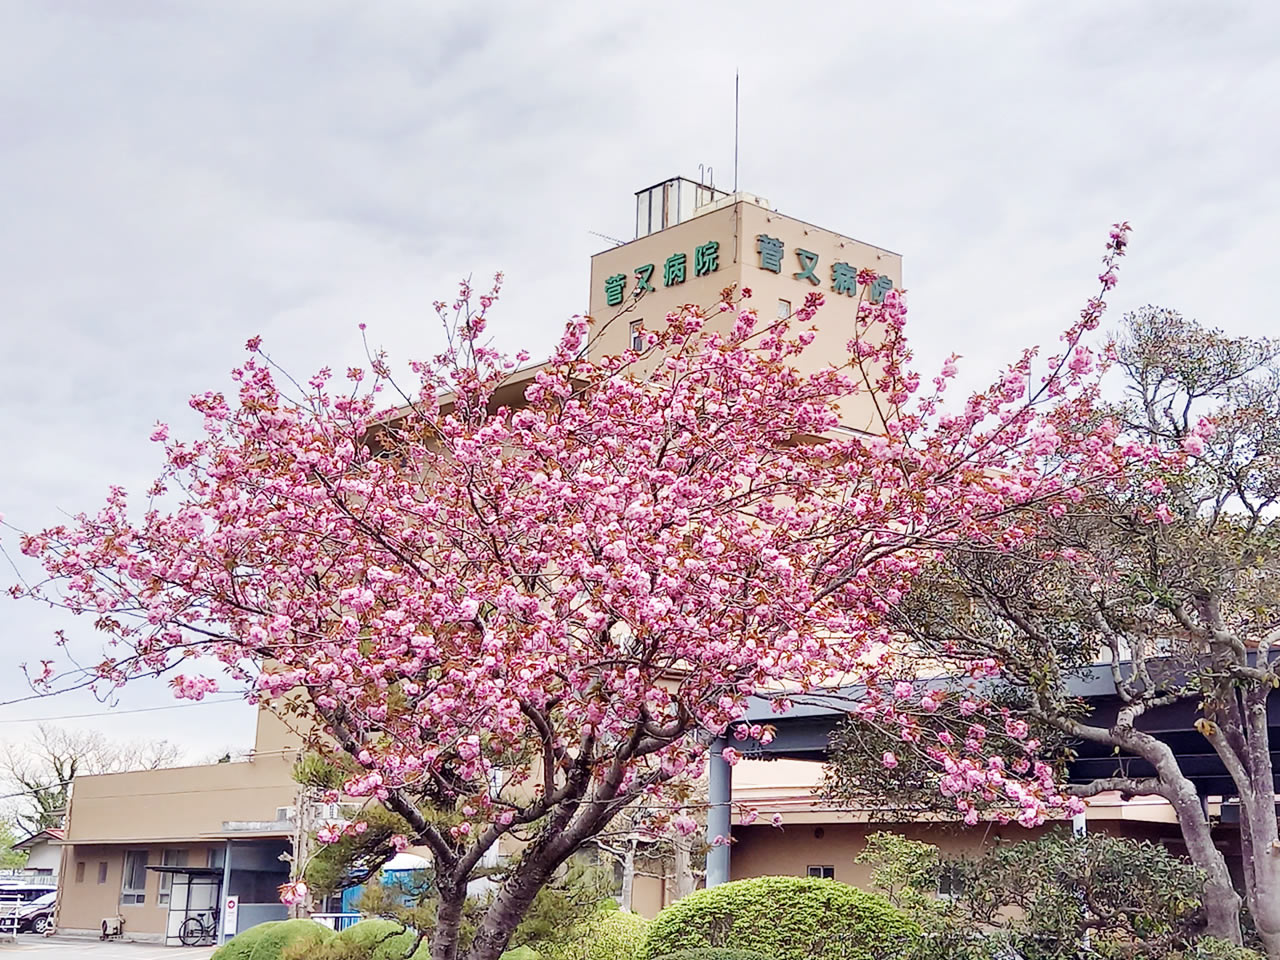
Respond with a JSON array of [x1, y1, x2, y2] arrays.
[[1, 0, 1277, 750]]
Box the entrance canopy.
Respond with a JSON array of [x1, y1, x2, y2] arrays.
[[699, 665, 1279, 887]]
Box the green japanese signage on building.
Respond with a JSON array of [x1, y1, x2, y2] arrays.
[[601, 234, 893, 307], [604, 240, 721, 307], [756, 234, 894, 303]]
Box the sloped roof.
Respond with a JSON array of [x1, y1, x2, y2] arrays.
[[14, 827, 63, 849]]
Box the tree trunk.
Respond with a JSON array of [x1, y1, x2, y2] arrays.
[[466, 851, 560, 960], [620, 837, 636, 912], [430, 883, 468, 960], [1241, 799, 1280, 960], [1167, 783, 1243, 946], [674, 831, 695, 899]]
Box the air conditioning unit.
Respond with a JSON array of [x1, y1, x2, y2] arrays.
[[275, 806, 297, 822], [312, 801, 359, 823], [100, 916, 125, 940]]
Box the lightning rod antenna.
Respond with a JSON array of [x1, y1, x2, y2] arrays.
[[733, 70, 740, 193]]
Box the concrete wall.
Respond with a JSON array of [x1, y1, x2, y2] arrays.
[[64, 755, 298, 844], [253, 698, 311, 757]]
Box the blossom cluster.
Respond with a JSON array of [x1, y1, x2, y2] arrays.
[[10, 226, 1167, 864]]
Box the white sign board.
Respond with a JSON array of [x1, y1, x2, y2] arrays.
[[223, 896, 239, 939]]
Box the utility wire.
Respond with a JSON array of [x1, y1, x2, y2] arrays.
[[0, 694, 251, 725]]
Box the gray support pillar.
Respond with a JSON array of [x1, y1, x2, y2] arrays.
[[706, 738, 732, 887], [220, 840, 232, 943]]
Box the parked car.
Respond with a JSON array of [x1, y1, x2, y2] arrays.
[[0, 883, 56, 904], [4, 891, 56, 934]]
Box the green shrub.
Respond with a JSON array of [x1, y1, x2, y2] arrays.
[[533, 907, 650, 960], [502, 948, 543, 960], [651, 950, 775, 960], [331, 918, 428, 959], [587, 909, 650, 960], [246, 919, 334, 960], [1182, 939, 1266, 960], [638, 876, 918, 960], [213, 922, 283, 960]]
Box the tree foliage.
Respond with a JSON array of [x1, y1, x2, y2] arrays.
[[858, 830, 1209, 960], [824, 307, 1280, 955], [299, 861, 617, 960]]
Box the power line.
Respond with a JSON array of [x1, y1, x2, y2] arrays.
[[0, 694, 250, 725]]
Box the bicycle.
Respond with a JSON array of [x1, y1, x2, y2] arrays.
[[178, 906, 220, 947]]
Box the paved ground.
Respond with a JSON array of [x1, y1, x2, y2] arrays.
[[0, 936, 215, 958]]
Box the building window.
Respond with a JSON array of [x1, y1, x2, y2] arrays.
[[777, 298, 791, 319], [630, 320, 645, 352], [121, 850, 148, 905], [97, 861, 108, 884], [807, 865, 835, 880], [158, 849, 187, 905], [938, 865, 966, 898], [75, 862, 86, 884]]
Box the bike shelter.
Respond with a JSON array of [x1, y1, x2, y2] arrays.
[[147, 865, 223, 946]]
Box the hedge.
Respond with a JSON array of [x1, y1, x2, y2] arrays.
[[246, 919, 335, 960], [651, 951, 775, 960], [638, 876, 918, 960]]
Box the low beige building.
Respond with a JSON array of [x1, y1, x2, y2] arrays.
[[726, 757, 1187, 890], [56, 707, 303, 943]]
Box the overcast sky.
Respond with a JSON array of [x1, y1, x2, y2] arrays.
[[1, 0, 1277, 763]]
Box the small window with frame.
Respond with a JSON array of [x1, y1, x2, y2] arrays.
[[121, 849, 148, 905], [97, 861, 108, 884], [629, 320, 646, 353], [75, 861, 86, 884], [777, 298, 791, 319], [938, 864, 966, 898], [807, 864, 835, 880], [158, 849, 187, 905]]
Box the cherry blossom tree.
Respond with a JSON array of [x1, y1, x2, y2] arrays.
[[8, 228, 1153, 960], [826, 308, 1280, 955]]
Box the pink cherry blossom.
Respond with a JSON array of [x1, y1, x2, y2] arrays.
[[672, 814, 697, 836]]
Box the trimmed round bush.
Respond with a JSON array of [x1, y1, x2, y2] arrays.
[[333, 918, 428, 960], [587, 909, 650, 960], [247, 918, 334, 960], [638, 876, 918, 960], [651, 951, 774, 960], [534, 907, 651, 960], [213, 921, 283, 960]]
